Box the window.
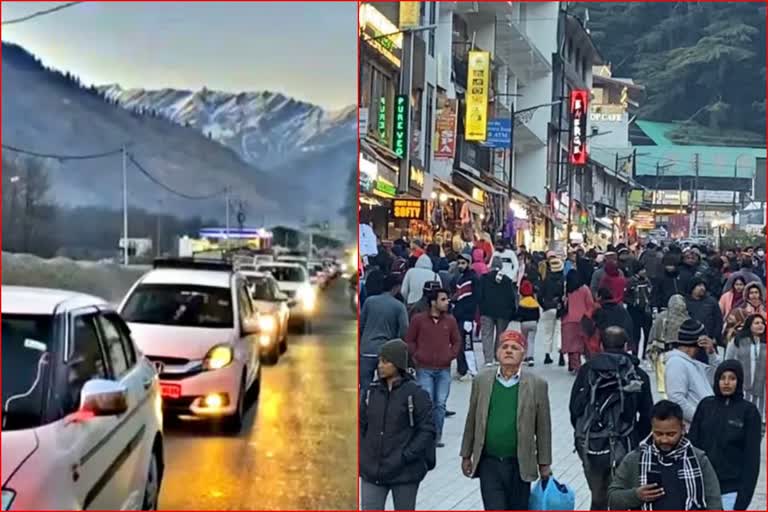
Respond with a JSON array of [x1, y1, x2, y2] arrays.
[[369, 66, 394, 144], [428, 2, 436, 56], [121, 284, 234, 328], [246, 276, 275, 301], [67, 314, 108, 414], [238, 283, 254, 320], [96, 314, 134, 378], [425, 84, 435, 172], [257, 265, 306, 282]]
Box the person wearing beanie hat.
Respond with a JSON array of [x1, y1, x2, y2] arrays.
[[516, 279, 541, 366], [548, 257, 564, 273], [360, 339, 436, 510], [461, 330, 552, 510], [664, 318, 723, 424]]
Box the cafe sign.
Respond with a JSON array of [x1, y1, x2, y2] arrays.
[[392, 199, 425, 220]]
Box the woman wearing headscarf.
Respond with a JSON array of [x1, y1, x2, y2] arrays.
[[725, 314, 766, 420], [648, 294, 690, 394], [719, 276, 747, 318], [561, 270, 595, 372], [722, 308, 749, 349], [598, 260, 628, 305], [739, 282, 766, 319]]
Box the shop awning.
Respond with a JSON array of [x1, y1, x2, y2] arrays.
[[434, 177, 479, 205], [594, 217, 613, 229], [455, 169, 507, 196]]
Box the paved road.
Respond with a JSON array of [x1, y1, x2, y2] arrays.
[[160, 280, 358, 510], [392, 322, 767, 510]]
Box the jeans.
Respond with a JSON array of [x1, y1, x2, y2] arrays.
[[520, 321, 538, 360], [480, 316, 507, 364], [578, 450, 611, 510], [627, 305, 652, 358], [416, 368, 451, 440], [721, 492, 737, 510], [360, 479, 420, 510], [536, 308, 561, 355], [360, 355, 379, 397], [478, 455, 531, 511]]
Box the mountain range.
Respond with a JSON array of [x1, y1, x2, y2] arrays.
[[1, 42, 355, 232]]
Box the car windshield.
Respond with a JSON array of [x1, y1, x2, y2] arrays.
[[246, 277, 273, 300], [121, 284, 234, 328], [259, 266, 305, 282], [2, 315, 54, 431]]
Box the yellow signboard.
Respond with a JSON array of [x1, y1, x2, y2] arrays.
[[465, 51, 490, 141], [399, 2, 420, 30], [410, 166, 425, 188]]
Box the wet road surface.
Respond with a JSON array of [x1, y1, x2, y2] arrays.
[[159, 280, 358, 510]]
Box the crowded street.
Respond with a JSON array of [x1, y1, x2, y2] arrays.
[[158, 281, 357, 510]]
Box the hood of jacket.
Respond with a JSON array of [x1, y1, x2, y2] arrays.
[[713, 359, 744, 399], [668, 294, 688, 315], [744, 282, 765, 302], [472, 248, 485, 263], [414, 254, 433, 270]]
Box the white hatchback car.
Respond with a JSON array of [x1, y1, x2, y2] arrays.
[[118, 258, 261, 432], [2, 286, 164, 510], [256, 262, 315, 333]]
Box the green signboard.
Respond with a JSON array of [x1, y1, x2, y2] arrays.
[[377, 97, 387, 142], [393, 94, 408, 158], [374, 179, 397, 197]]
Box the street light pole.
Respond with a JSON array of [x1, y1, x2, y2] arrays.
[[122, 145, 129, 265]]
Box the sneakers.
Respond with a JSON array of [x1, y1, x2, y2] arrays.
[[524, 357, 535, 367], [445, 410, 456, 417]]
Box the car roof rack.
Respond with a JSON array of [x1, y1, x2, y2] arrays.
[[153, 257, 233, 272]]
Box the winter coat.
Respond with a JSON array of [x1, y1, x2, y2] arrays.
[[538, 271, 565, 312], [471, 248, 489, 276], [594, 302, 634, 338], [740, 282, 767, 318], [599, 262, 628, 304], [678, 262, 703, 295], [400, 255, 441, 305], [719, 290, 744, 318], [490, 249, 520, 283], [649, 295, 690, 349], [478, 271, 516, 320], [652, 269, 686, 310], [701, 267, 725, 299], [689, 360, 762, 509], [725, 337, 766, 399], [452, 269, 479, 320], [664, 349, 722, 424], [359, 376, 436, 485], [723, 270, 762, 293], [686, 294, 724, 345], [562, 285, 595, 324], [639, 249, 663, 281]]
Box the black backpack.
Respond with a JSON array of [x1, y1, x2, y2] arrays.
[[574, 354, 644, 472]]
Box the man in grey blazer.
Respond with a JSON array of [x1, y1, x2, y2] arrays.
[[460, 329, 552, 510]]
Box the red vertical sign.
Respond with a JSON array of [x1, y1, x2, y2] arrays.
[[569, 89, 589, 166]]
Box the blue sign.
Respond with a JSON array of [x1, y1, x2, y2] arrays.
[[481, 119, 512, 148]]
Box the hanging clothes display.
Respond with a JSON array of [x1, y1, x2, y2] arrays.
[[460, 201, 471, 225], [503, 209, 516, 243]]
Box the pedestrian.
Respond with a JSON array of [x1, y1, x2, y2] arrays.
[[686, 277, 724, 346], [451, 252, 480, 378], [561, 269, 595, 372], [591, 251, 624, 297], [740, 282, 766, 319], [625, 261, 653, 358], [537, 256, 565, 366], [478, 259, 516, 367], [653, 253, 685, 311], [405, 288, 461, 448], [607, 400, 722, 510], [400, 254, 441, 311], [725, 313, 766, 419], [516, 279, 540, 367], [359, 339, 436, 511], [664, 318, 722, 425], [359, 275, 410, 395], [723, 257, 762, 292], [594, 288, 634, 342], [490, 238, 520, 284], [460, 330, 552, 511], [719, 276, 747, 318], [471, 248, 489, 276], [689, 360, 762, 511], [569, 326, 653, 510], [408, 281, 443, 319]]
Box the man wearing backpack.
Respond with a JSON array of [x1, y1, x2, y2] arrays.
[[569, 326, 653, 510], [360, 339, 436, 510]]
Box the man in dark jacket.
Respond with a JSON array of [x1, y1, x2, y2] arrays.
[[640, 242, 663, 282], [537, 257, 565, 365], [360, 339, 436, 510], [452, 252, 480, 378], [569, 326, 653, 510], [406, 289, 461, 447], [686, 277, 724, 346], [595, 288, 634, 341], [653, 253, 685, 311], [678, 249, 704, 294], [689, 360, 762, 511], [478, 260, 517, 367]]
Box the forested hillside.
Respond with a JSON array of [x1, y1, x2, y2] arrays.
[[576, 2, 765, 145]]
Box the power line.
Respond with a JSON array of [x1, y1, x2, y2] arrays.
[[2, 1, 84, 25], [128, 153, 227, 200], [1, 143, 123, 160]]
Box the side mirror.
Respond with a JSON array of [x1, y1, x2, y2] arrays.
[[276, 292, 288, 302], [78, 379, 128, 418], [242, 316, 260, 335]]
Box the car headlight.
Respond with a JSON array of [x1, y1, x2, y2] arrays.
[[2, 489, 15, 511], [298, 285, 316, 311], [258, 314, 276, 333], [203, 345, 234, 370]]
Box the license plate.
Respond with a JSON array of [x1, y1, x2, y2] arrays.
[[160, 383, 181, 399]]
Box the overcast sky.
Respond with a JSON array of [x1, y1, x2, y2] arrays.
[[1, 1, 356, 109]]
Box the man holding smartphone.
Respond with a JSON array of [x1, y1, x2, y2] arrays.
[[608, 400, 722, 510]]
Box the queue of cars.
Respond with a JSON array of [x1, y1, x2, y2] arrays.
[[1, 251, 341, 510]]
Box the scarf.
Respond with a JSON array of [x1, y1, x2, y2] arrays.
[[639, 435, 705, 511]]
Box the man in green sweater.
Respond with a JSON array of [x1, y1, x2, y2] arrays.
[[460, 330, 552, 510]]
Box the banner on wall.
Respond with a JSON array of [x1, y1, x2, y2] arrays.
[[434, 96, 458, 159], [465, 51, 490, 141]]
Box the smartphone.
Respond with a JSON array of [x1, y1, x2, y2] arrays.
[[646, 470, 662, 487]]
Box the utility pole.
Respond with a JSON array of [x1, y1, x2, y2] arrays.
[[692, 153, 699, 234], [225, 187, 231, 251], [122, 145, 129, 265], [732, 161, 738, 231], [397, 29, 415, 194]]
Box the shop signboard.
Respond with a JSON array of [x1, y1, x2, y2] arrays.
[[393, 94, 409, 158], [374, 178, 397, 198], [481, 119, 512, 149], [398, 2, 420, 30], [569, 89, 589, 166], [434, 97, 457, 159], [667, 214, 690, 238], [377, 97, 388, 143], [465, 51, 490, 141], [359, 107, 369, 136], [632, 210, 655, 230], [391, 199, 425, 220], [359, 4, 402, 68]]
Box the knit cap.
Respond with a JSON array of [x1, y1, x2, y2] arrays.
[[676, 318, 706, 345], [379, 339, 409, 371]]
